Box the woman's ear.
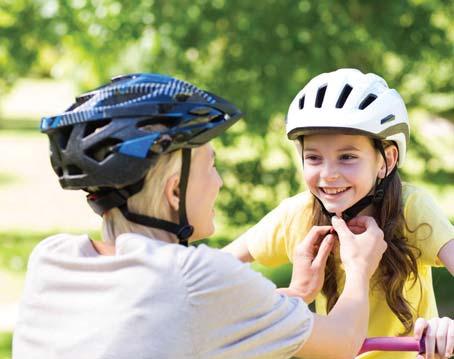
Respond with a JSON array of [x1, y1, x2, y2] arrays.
[[164, 174, 180, 211], [378, 145, 399, 178]]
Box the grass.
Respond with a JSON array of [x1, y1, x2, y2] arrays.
[[0, 118, 40, 133], [0, 333, 12, 359]]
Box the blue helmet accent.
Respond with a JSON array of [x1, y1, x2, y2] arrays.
[[117, 133, 161, 159], [40, 74, 217, 131], [42, 73, 242, 191]]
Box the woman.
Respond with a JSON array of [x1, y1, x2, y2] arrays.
[[13, 73, 386, 358]]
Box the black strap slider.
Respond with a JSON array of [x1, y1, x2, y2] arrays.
[[177, 225, 194, 242], [373, 189, 384, 203]]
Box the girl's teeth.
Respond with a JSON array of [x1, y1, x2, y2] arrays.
[[323, 187, 347, 194]]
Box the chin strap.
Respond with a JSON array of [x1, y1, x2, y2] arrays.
[[315, 140, 395, 222], [86, 148, 194, 246]]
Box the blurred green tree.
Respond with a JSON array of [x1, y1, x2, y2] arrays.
[[1, 0, 453, 240]]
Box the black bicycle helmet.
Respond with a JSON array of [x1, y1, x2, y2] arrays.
[[41, 73, 242, 245]]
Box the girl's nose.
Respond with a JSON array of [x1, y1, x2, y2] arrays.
[[320, 163, 340, 182]]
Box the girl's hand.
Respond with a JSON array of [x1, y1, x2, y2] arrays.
[[289, 226, 335, 303], [414, 317, 454, 359]]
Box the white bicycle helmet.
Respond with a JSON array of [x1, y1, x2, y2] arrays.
[[286, 68, 409, 166]]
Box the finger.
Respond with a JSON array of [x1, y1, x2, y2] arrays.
[[347, 215, 377, 228], [295, 226, 332, 257], [436, 317, 450, 357], [445, 320, 454, 358], [331, 216, 352, 237], [425, 318, 439, 359], [312, 234, 335, 268], [415, 317, 428, 340]]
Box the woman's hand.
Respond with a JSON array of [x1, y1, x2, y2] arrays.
[[414, 317, 454, 359], [333, 216, 386, 279], [286, 226, 335, 303]]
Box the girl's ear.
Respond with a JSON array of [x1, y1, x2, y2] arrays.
[[378, 145, 399, 178], [164, 174, 180, 211]]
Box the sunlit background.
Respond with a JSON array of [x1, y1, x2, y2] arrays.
[[0, 1, 453, 357]]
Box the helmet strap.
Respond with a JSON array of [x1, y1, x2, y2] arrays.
[[86, 148, 194, 246]]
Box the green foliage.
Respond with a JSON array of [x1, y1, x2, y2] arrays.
[[2, 0, 453, 227], [0, 230, 100, 272], [0, 1, 452, 256]]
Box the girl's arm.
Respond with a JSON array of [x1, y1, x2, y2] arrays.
[[222, 236, 254, 262], [438, 239, 454, 275]]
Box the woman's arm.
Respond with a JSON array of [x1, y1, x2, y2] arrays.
[[294, 216, 387, 359], [438, 239, 454, 275]]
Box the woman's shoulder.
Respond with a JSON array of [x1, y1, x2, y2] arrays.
[[178, 244, 276, 294], [28, 233, 91, 262]]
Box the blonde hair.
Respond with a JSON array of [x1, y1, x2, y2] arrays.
[[102, 150, 182, 242]]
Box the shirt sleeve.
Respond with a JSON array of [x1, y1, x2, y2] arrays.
[[178, 245, 314, 359], [240, 192, 314, 267], [404, 185, 454, 267]]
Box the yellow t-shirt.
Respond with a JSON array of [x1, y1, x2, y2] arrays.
[[243, 183, 454, 359]]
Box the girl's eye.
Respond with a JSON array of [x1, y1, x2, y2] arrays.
[[340, 154, 357, 160], [304, 155, 321, 162]]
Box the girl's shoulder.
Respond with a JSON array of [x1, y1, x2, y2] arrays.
[[280, 190, 314, 216], [401, 182, 436, 208], [401, 182, 449, 214]]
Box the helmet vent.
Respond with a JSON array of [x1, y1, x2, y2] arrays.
[[175, 93, 192, 102], [66, 164, 83, 176], [299, 95, 305, 109], [380, 114, 395, 124], [83, 120, 111, 138], [315, 85, 327, 108], [85, 138, 123, 163], [98, 93, 143, 107], [335, 84, 353, 108], [67, 94, 94, 112], [358, 94, 377, 110], [54, 125, 74, 150], [137, 117, 179, 130]]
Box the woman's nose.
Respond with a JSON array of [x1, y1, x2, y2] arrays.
[[216, 170, 223, 188]]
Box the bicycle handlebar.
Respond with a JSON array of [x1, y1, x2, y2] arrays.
[[358, 336, 425, 355]]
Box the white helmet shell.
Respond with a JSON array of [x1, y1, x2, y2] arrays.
[[286, 68, 409, 166]]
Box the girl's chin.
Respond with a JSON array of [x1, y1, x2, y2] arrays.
[[321, 202, 350, 215]]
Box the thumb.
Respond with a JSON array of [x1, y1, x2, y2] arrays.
[[312, 234, 335, 268], [331, 216, 351, 237]]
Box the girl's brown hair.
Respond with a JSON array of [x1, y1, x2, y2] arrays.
[[306, 139, 422, 335]]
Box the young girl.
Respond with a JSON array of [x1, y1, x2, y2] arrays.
[[225, 69, 454, 359]]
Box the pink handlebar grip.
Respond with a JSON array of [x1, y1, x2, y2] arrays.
[[357, 336, 425, 355]]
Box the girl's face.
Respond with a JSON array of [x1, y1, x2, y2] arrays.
[[186, 143, 223, 241], [302, 133, 384, 216]]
